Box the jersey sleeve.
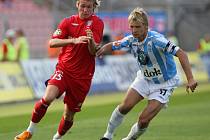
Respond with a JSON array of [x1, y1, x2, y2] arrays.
[[52, 18, 69, 39], [112, 36, 131, 50], [165, 41, 180, 55], [92, 18, 104, 44], [154, 36, 180, 56]]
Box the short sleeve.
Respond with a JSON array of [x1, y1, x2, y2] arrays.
[[52, 18, 69, 39], [154, 36, 180, 56], [92, 18, 104, 44], [112, 36, 131, 50]]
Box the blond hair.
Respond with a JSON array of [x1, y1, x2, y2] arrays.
[[128, 7, 148, 27]]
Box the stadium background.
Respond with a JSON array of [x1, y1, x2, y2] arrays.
[[0, 0, 210, 140], [0, 0, 209, 103], [1, 0, 210, 58]]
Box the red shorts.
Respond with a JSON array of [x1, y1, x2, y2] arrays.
[[47, 68, 92, 112]]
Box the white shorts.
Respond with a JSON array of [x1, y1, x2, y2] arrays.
[[130, 72, 180, 104]]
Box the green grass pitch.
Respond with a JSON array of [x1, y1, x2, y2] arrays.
[[0, 83, 210, 140]]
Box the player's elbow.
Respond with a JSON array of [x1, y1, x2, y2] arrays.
[[176, 48, 187, 58], [48, 39, 57, 48], [88, 47, 96, 56]]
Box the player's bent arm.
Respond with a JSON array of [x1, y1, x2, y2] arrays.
[[85, 28, 97, 55], [88, 38, 97, 55], [49, 38, 76, 48], [176, 49, 194, 81], [176, 49, 198, 92], [96, 42, 113, 57]]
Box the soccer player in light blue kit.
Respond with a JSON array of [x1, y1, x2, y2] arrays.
[[97, 7, 198, 140]]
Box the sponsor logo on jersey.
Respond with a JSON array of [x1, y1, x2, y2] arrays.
[[144, 68, 162, 77], [53, 29, 62, 36], [71, 23, 79, 26], [86, 20, 93, 26]]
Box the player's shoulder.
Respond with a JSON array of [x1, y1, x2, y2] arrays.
[[148, 30, 168, 44], [148, 30, 164, 39], [91, 14, 103, 24], [91, 14, 101, 20], [70, 15, 78, 21]]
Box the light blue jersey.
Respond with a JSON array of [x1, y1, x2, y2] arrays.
[[112, 31, 180, 84]]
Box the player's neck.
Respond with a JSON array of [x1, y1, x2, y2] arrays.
[[138, 33, 147, 42]]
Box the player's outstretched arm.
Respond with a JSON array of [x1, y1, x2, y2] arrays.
[[96, 42, 113, 57], [49, 37, 90, 48], [176, 49, 198, 93]]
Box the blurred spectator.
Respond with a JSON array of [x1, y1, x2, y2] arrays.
[[15, 29, 30, 61], [167, 31, 179, 46], [47, 45, 61, 58], [197, 33, 210, 80], [0, 29, 16, 61], [102, 24, 111, 45], [46, 37, 61, 58], [46, 29, 60, 58], [102, 34, 111, 45], [198, 33, 210, 54]]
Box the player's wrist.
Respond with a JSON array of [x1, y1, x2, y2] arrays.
[[70, 38, 76, 44], [187, 77, 195, 83]]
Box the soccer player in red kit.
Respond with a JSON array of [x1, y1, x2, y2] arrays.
[[14, 0, 104, 140]]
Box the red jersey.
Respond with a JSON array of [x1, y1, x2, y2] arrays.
[[52, 14, 104, 79]]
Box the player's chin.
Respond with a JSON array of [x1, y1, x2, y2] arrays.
[[83, 14, 91, 19], [133, 34, 140, 38]]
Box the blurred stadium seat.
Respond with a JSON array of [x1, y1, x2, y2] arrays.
[[0, 0, 53, 58]]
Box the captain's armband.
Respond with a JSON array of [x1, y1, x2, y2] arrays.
[[166, 41, 180, 55]]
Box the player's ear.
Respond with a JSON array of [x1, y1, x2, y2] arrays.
[[76, 1, 79, 8]]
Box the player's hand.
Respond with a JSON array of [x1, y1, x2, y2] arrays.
[[74, 36, 91, 44], [96, 46, 105, 58], [85, 29, 93, 44], [186, 79, 198, 93], [95, 45, 101, 52], [85, 29, 93, 38]]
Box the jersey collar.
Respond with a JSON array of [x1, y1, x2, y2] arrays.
[[77, 14, 94, 22]]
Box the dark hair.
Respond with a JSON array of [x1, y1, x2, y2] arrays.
[[16, 29, 25, 36]]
